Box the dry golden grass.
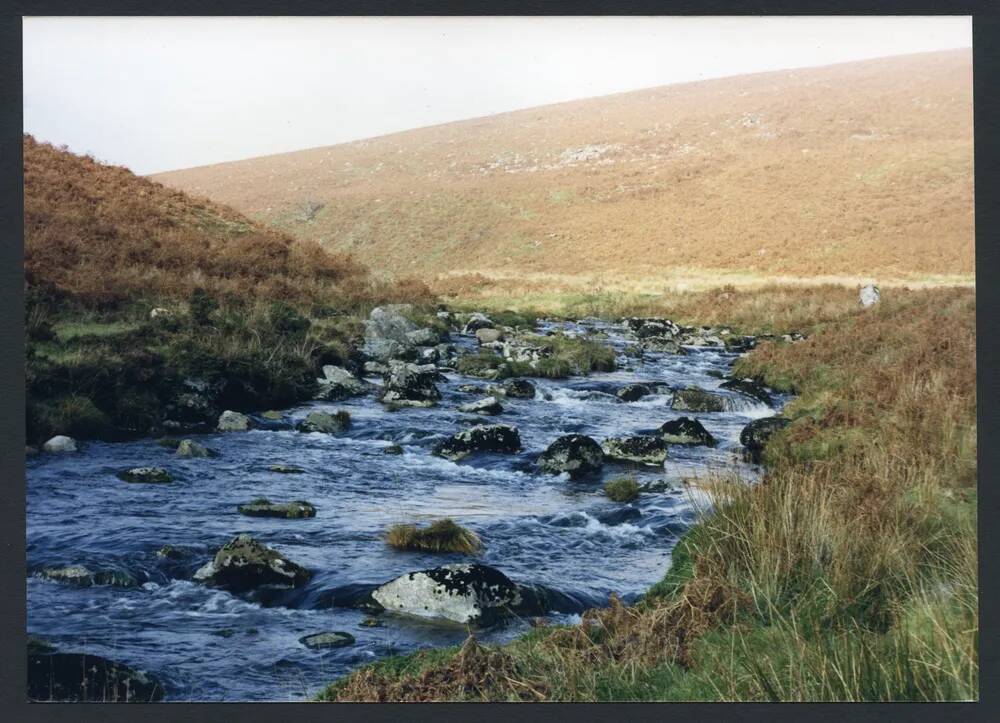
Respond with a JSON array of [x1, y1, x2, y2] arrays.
[[156, 50, 973, 284], [385, 519, 482, 554]]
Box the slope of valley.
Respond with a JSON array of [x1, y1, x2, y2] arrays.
[[154, 49, 974, 288]]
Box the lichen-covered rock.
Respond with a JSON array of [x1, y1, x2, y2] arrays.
[[315, 365, 369, 401], [502, 378, 536, 399], [462, 313, 495, 334], [659, 417, 717, 447], [670, 387, 726, 412], [720, 378, 773, 406], [371, 563, 528, 626], [299, 631, 355, 649], [379, 361, 443, 408], [538, 434, 604, 478], [296, 410, 350, 434], [616, 383, 651, 402], [458, 396, 503, 415], [193, 534, 311, 592], [237, 499, 317, 519], [433, 424, 521, 461], [601, 435, 668, 466], [37, 565, 139, 588], [643, 337, 687, 354], [405, 328, 441, 347], [42, 435, 77, 453], [118, 467, 173, 484], [176, 439, 212, 458], [475, 328, 503, 344], [217, 410, 251, 432], [363, 304, 420, 361], [860, 284, 881, 308], [28, 651, 164, 702], [624, 317, 681, 339], [740, 416, 790, 463]]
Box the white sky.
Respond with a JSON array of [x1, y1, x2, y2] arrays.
[[23, 16, 971, 175]]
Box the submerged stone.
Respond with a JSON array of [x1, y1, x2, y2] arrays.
[[37, 565, 138, 588], [299, 631, 356, 649], [237, 499, 317, 519], [269, 464, 305, 474], [118, 467, 173, 484]]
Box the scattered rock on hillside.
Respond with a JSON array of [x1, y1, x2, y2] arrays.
[[601, 435, 668, 465], [42, 435, 77, 453], [296, 410, 350, 434], [659, 417, 717, 447], [370, 563, 533, 626], [616, 383, 651, 402], [433, 424, 522, 461], [194, 534, 311, 592], [28, 650, 164, 702], [670, 387, 726, 412], [538, 434, 604, 478], [118, 467, 173, 484], [458, 396, 504, 415], [217, 410, 251, 432], [860, 284, 881, 308]]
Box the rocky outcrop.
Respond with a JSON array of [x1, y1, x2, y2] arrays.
[[740, 417, 790, 463], [296, 410, 351, 434], [237, 499, 317, 519], [433, 424, 522, 461], [601, 435, 668, 466], [720, 378, 773, 405], [379, 361, 443, 408], [670, 387, 726, 412], [42, 435, 77, 453], [193, 534, 311, 592], [458, 396, 504, 415], [370, 563, 532, 626], [117, 467, 173, 484], [28, 650, 164, 702], [315, 365, 369, 401], [217, 410, 251, 432], [299, 631, 355, 649], [659, 417, 717, 447], [616, 383, 651, 402], [537, 434, 604, 478]]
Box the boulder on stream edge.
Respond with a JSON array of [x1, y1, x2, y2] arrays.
[[363, 304, 441, 362], [193, 534, 311, 592], [379, 361, 443, 408], [315, 365, 369, 401], [117, 467, 173, 484], [670, 387, 726, 412], [42, 435, 77, 453], [740, 416, 791, 463], [433, 424, 522, 461], [370, 563, 536, 626], [217, 410, 251, 432], [237, 499, 317, 519], [601, 435, 668, 466], [659, 417, 717, 447], [538, 434, 604, 478], [720, 377, 773, 406], [296, 410, 351, 434], [28, 648, 164, 702]]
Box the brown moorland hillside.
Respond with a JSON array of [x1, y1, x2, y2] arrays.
[[24, 135, 379, 308], [154, 50, 974, 287]]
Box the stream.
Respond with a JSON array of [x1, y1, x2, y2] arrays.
[[26, 318, 785, 701]]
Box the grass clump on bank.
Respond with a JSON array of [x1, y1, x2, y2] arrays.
[[604, 477, 640, 503], [326, 286, 977, 702], [385, 519, 482, 554]]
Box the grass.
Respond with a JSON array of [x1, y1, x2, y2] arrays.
[[385, 519, 483, 554], [326, 286, 977, 702], [456, 333, 615, 380], [604, 477, 640, 503]]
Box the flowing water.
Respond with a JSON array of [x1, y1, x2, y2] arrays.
[[26, 319, 785, 701]]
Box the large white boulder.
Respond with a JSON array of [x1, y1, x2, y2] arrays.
[[859, 284, 881, 308], [42, 435, 77, 453]]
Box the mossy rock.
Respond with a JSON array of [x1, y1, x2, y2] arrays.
[[300, 631, 356, 649], [237, 499, 317, 519], [118, 467, 173, 484]]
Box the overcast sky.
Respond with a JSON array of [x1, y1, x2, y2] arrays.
[[23, 16, 971, 175]]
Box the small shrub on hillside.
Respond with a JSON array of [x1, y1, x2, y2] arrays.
[[385, 519, 482, 554]]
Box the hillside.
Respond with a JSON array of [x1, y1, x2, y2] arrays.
[[154, 49, 974, 287]]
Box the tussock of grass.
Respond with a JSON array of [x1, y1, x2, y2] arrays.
[[328, 287, 977, 702], [604, 477, 640, 503], [385, 519, 482, 554]]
